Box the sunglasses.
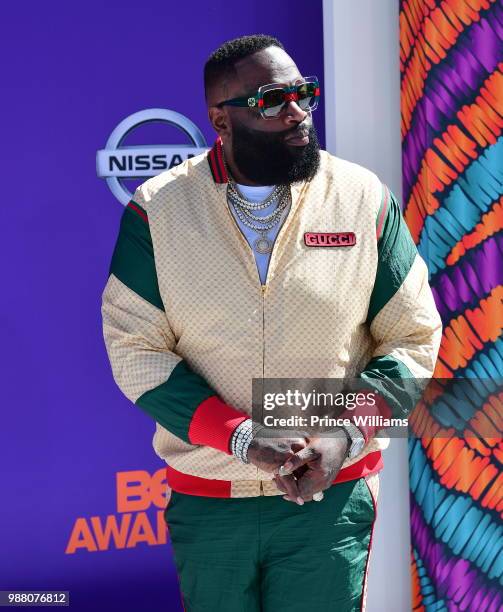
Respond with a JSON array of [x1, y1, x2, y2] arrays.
[[217, 76, 320, 119]]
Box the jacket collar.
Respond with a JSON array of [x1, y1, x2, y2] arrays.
[[207, 137, 228, 183]]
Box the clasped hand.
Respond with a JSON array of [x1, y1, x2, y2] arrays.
[[246, 427, 349, 504]]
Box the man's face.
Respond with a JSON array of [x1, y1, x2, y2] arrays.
[[210, 46, 321, 184]]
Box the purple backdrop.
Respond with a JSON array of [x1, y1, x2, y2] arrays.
[[2, 2, 325, 610]]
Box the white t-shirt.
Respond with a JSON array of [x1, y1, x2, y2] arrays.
[[227, 183, 291, 285]]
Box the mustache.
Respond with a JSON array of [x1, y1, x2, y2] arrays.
[[283, 122, 311, 139], [231, 117, 313, 145]]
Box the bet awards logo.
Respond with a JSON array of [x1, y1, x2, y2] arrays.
[[65, 468, 169, 553], [96, 108, 208, 205]]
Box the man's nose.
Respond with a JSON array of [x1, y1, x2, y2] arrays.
[[283, 100, 307, 124]]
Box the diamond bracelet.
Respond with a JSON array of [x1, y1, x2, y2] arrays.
[[230, 419, 263, 464]]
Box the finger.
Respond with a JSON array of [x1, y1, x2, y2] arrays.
[[291, 441, 306, 453], [282, 495, 297, 503], [273, 474, 303, 505], [299, 483, 328, 502], [281, 494, 304, 505], [279, 446, 321, 475], [273, 475, 287, 493], [291, 463, 309, 480], [298, 475, 327, 501]]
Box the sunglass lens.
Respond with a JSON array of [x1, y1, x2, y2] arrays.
[[296, 82, 317, 110], [262, 88, 286, 117]]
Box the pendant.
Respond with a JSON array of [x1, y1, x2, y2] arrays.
[[253, 234, 273, 254]]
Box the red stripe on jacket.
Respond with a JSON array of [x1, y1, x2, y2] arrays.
[[165, 450, 383, 498]]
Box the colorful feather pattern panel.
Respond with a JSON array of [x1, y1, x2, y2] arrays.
[[399, 1, 503, 610]]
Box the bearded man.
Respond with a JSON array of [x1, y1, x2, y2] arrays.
[[101, 34, 442, 611]]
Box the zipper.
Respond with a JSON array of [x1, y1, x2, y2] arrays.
[[221, 195, 268, 487], [222, 192, 291, 396], [261, 284, 266, 463], [261, 282, 268, 386], [221, 187, 305, 494]]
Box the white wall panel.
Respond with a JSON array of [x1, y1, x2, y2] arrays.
[[323, 1, 411, 610]]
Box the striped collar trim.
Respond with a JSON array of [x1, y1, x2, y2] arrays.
[[207, 137, 228, 183]]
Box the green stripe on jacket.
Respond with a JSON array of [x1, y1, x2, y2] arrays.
[[136, 361, 216, 443], [109, 201, 164, 311], [366, 187, 417, 326], [360, 355, 423, 420]]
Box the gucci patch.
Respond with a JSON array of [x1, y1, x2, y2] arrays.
[[304, 232, 356, 247]]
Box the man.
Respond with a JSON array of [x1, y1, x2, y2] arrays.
[[101, 34, 442, 611]]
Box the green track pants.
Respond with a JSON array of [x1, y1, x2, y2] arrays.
[[164, 476, 377, 612]]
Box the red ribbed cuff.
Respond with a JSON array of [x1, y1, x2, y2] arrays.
[[188, 395, 249, 454]]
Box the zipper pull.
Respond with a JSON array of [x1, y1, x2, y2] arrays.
[[261, 285, 267, 294]]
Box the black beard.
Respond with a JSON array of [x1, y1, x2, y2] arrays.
[[230, 121, 321, 185]]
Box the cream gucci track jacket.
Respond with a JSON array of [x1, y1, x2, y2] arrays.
[[101, 139, 442, 498]]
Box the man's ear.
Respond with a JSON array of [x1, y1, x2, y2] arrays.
[[208, 106, 231, 141]]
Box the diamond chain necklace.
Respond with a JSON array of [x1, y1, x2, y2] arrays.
[[227, 180, 286, 210], [228, 189, 290, 229], [223, 152, 291, 254]]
